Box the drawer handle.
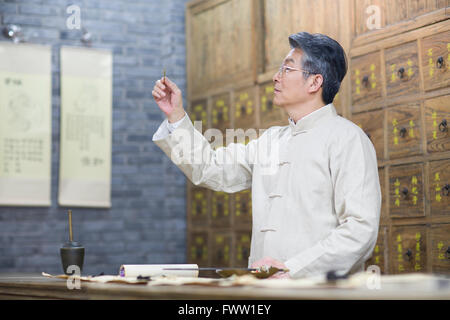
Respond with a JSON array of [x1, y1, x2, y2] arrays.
[[399, 127, 407, 137], [436, 56, 444, 69], [397, 67, 405, 79], [362, 75, 369, 88], [401, 187, 409, 199], [439, 119, 448, 132], [405, 249, 412, 261], [442, 184, 450, 197], [242, 202, 247, 213]]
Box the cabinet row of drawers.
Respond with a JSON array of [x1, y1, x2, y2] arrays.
[[352, 94, 449, 161], [365, 224, 449, 275], [186, 157, 449, 230], [351, 29, 450, 110], [188, 89, 449, 162], [189, 81, 290, 135], [187, 223, 450, 274], [187, 220, 450, 274]]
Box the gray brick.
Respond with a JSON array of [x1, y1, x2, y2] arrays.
[[126, 90, 147, 99], [3, 14, 42, 26], [19, 4, 61, 16], [0, 3, 18, 13], [127, 134, 150, 142], [113, 55, 138, 66], [23, 26, 60, 40], [112, 145, 140, 154]]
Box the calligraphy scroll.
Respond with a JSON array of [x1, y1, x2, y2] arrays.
[[59, 47, 112, 207], [0, 43, 52, 206]]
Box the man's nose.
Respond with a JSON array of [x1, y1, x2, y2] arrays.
[[273, 71, 280, 83]]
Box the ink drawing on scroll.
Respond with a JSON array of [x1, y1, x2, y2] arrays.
[[59, 47, 112, 207], [0, 43, 52, 206]]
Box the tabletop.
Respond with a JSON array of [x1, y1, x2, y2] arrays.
[[1, 273, 450, 300]]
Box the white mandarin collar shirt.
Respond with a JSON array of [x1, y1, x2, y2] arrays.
[[153, 103, 381, 278]]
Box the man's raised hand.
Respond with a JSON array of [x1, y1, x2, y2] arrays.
[[152, 76, 185, 123]]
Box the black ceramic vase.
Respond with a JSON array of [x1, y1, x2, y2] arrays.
[[60, 241, 84, 275]]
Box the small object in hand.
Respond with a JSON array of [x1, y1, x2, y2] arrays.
[[163, 68, 166, 81], [216, 266, 288, 279]]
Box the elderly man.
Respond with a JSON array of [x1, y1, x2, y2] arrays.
[[151, 32, 381, 279]]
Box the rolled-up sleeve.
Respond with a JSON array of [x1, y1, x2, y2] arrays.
[[284, 126, 381, 278], [152, 114, 257, 193]]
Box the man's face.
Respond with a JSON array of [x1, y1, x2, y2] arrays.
[[272, 48, 311, 108]]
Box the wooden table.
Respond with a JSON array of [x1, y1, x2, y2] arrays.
[[1, 273, 450, 300]]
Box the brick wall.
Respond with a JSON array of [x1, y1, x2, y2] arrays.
[[0, 0, 189, 275]]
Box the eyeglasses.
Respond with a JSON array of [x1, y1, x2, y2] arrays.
[[277, 65, 316, 78]]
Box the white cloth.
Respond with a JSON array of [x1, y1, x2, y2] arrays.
[[152, 104, 381, 278], [153, 113, 187, 139]]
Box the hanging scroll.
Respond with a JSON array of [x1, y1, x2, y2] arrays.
[[0, 43, 52, 206], [59, 47, 112, 207]]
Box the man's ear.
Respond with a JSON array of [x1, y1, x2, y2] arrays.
[[308, 74, 323, 93]]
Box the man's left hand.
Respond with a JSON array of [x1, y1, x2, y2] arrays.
[[250, 256, 290, 279]]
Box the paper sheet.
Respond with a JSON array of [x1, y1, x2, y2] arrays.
[[41, 272, 149, 285], [0, 43, 52, 206], [58, 46, 112, 207], [119, 264, 200, 278]]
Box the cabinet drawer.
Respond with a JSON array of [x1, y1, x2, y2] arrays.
[[424, 94, 450, 153], [189, 99, 208, 133], [351, 51, 383, 106], [429, 160, 450, 216], [352, 109, 384, 160], [211, 92, 231, 135], [387, 103, 422, 159], [385, 41, 420, 98], [234, 87, 256, 130], [189, 186, 210, 227], [421, 30, 450, 92], [234, 189, 252, 228], [211, 191, 231, 228], [430, 224, 450, 275], [391, 225, 427, 274], [210, 232, 232, 267], [234, 231, 251, 267], [187, 231, 209, 267], [365, 226, 388, 274], [259, 81, 286, 128], [389, 163, 425, 218]]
